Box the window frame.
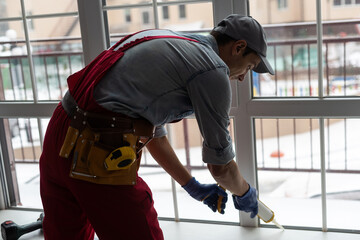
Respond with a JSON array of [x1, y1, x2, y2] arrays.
[[0, 0, 359, 234]]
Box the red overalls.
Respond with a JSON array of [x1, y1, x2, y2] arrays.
[[39, 32, 198, 240]]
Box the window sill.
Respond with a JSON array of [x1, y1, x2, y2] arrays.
[[1, 209, 359, 240]]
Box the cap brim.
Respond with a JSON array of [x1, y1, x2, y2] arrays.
[[253, 55, 274, 75]]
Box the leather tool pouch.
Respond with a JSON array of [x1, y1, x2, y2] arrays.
[[59, 92, 154, 185], [62, 126, 140, 185], [59, 109, 154, 185]]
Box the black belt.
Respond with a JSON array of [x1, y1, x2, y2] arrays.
[[61, 91, 134, 131], [61, 91, 155, 137]]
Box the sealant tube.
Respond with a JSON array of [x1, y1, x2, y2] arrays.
[[258, 200, 285, 230]]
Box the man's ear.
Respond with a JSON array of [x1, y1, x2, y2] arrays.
[[232, 40, 247, 55]]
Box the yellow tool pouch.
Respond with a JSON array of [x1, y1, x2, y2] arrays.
[[59, 93, 155, 185], [61, 125, 141, 185]]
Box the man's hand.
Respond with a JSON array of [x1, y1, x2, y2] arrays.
[[232, 185, 258, 218], [182, 177, 228, 214]]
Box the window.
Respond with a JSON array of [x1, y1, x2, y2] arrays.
[[255, 118, 360, 229], [2, 0, 360, 235], [250, 0, 360, 232], [125, 9, 131, 23], [179, 5, 186, 19], [334, 0, 360, 5], [277, 0, 288, 9], [162, 6, 169, 20], [0, 0, 83, 208], [142, 11, 150, 24]]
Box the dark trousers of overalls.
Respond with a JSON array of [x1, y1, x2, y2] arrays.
[[40, 104, 163, 240]]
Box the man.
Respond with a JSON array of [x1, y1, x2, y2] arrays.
[[39, 14, 274, 240]]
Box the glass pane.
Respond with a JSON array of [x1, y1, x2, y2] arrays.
[[1, 21, 26, 49], [1, 0, 22, 18], [174, 119, 238, 223], [0, 21, 31, 101], [250, 0, 360, 98], [1, 16, 83, 101], [124, 118, 236, 221], [28, 16, 81, 39], [107, 7, 156, 37], [325, 118, 360, 230], [139, 159, 175, 218], [157, 2, 213, 31], [24, 0, 78, 15], [255, 118, 322, 228], [26, 16, 83, 101], [250, 0, 318, 97], [5, 117, 49, 208], [107, 2, 213, 43], [34, 53, 83, 101], [324, 21, 360, 97], [256, 118, 360, 230]]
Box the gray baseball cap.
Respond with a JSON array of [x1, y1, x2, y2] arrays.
[[213, 14, 274, 75]]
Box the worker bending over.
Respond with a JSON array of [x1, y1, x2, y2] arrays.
[[39, 14, 274, 239]]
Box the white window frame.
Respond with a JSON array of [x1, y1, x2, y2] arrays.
[[0, 0, 359, 234]]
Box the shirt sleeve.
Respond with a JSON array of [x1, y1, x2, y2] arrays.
[[154, 125, 167, 138], [186, 67, 235, 165]]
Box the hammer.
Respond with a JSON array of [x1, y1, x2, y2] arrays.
[[1, 213, 44, 240]]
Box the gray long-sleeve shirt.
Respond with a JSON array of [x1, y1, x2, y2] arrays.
[[93, 29, 235, 165]]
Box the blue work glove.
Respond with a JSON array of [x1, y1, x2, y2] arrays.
[[232, 185, 258, 218], [182, 177, 228, 214]]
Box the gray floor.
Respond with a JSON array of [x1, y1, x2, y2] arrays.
[[1, 209, 360, 240]]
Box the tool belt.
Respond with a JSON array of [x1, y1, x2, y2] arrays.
[[59, 91, 155, 185]]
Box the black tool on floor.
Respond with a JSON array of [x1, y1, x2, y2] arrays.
[[1, 213, 44, 240]]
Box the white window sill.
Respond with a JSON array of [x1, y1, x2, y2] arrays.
[[1, 209, 359, 240]]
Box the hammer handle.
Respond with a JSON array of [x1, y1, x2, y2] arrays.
[[19, 220, 43, 235]]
